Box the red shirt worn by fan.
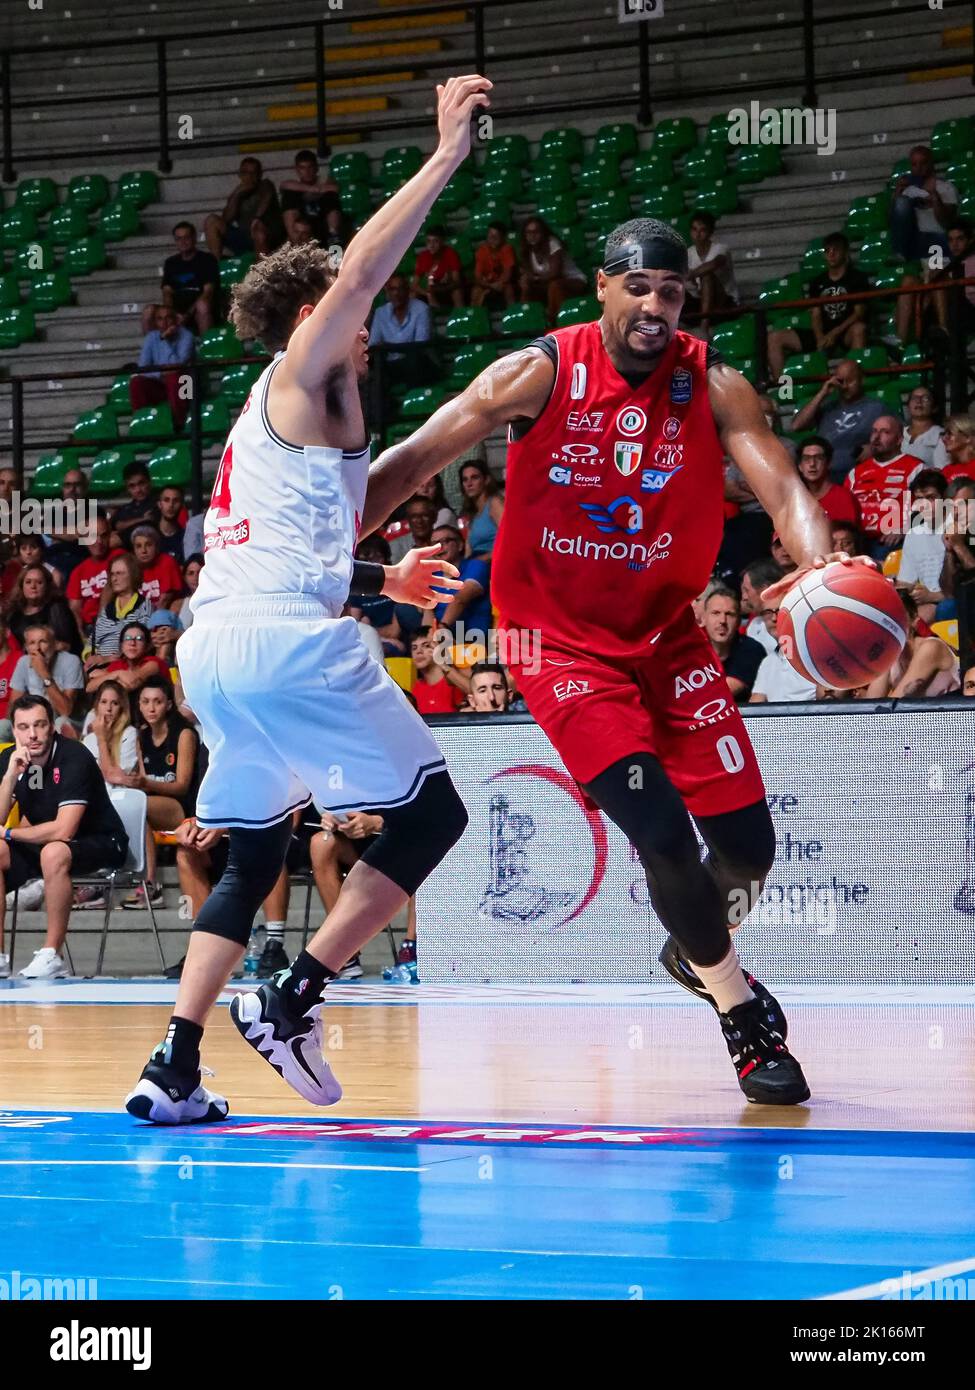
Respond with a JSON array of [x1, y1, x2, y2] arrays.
[[844, 453, 921, 538], [493, 323, 725, 662]]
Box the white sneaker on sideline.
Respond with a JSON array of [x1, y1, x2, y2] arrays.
[[6, 878, 45, 912], [0, 953, 10, 979], [19, 948, 69, 980]]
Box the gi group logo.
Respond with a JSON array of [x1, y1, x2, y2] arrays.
[[549, 465, 602, 489]]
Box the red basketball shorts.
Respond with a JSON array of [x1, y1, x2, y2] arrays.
[[504, 607, 766, 818]]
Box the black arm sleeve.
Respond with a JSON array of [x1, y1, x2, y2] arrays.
[[350, 560, 386, 597]]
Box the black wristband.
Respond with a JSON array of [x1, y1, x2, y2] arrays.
[[350, 560, 386, 597]]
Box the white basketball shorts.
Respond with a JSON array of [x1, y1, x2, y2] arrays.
[[178, 596, 447, 829]]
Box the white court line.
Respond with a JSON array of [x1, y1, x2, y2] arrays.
[[820, 1255, 975, 1301], [0, 1159, 427, 1173]]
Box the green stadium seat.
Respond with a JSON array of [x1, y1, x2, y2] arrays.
[[593, 123, 638, 160], [107, 373, 134, 414], [1, 206, 38, 247], [703, 114, 735, 148], [499, 301, 548, 338], [451, 232, 475, 270], [197, 325, 243, 363], [529, 161, 574, 197], [147, 443, 191, 487], [15, 178, 58, 214], [535, 192, 579, 227], [46, 203, 89, 245], [629, 150, 676, 188], [801, 242, 828, 275], [652, 117, 697, 155], [468, 200, 512, 240], [14, 239, 56, 278], [0, 305, 36, 346], [27, 270, 72, 311], [638, 184, 685, 219], [870, 264, 918, 292], [66, 173, 111, 212], [692, 177, 739, 216], [848, 346, 888, 374], [117, 171, 160, 207], [857, 234, 894, 272], [446, 341, 496, 391], [945, 161, 975, 197], [483, 134, 530, 170], [877, 381, 907, 412], [329, 151, 371, 186], [931, 119, 974, 160], [478, 166, 522, 202], [711, 317, 756, 358], [0, 273, 20, 308], [398, 384, 448, 419], [576, 154, 621, 194], [99, 201, 140, 241], [198, 399, 231, 438], [538, 127, 584, 164], [340, 182, 373, 220], [782, 351, 829, 380], [887, 158, 910, 190], [381, 146, 422, 179], [73, 406, 120, 445], [89, 447, 136, 496], [556, 295, 599, 327], [30, 454, 73, 500], [584, 189, 631, 227], [723, 355, 758, 386], [682, 146, 727, 184], [438, 169, 476, 210], [734, 145, 782, 181], [62, 233, 106, 275], [554, 223, 589, 264], [219, 361, 263, 405], [128, 404, 175, 441], [219, 255, 255, 289], [443, 306, 490, 340], [845, 194, 887, 238]]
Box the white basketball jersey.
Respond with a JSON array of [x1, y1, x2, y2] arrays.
[[192, 354, 370, 618]]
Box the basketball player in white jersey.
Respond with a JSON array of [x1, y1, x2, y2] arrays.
[[125, 76, 490, 1124]]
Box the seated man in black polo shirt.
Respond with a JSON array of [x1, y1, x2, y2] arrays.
[[0, 695, 128, 980], [700, 585, 766, 704]]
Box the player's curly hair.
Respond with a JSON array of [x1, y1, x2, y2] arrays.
[[229, 241, 338, 353]]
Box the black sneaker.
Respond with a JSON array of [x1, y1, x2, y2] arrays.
[[257, 938, 289, 976], [658, 934, 788, 1040], [124, 1048, 228, 1125], [229, 974, 342, 1106], [719, 996, 810, 1106]]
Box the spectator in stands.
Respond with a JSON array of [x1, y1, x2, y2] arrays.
[[111, 461, 160, 546], [889, 144, 958, 262], [148, 609, 182, 670], [346, 536, 409, 656], [896, 469, 950, 626], [461, 662, 511, 713], [130, 305, 194, 432], [288, 213, 315, 246], [10, 535, 59, 589], [940, 479, 975, 670], [831, 520, 865, 557], [691, 578, 719, 627], [149, 222, 219, 337], [89, 552, 153, 668], [86, 619, 171, 699], [412, 225, 465, 309], [519, 216, 587, 322], [700, 585, 766, 703], [388, 495, 438, 566], [901, 386, 948, 470], [43, 468, 91, 584], [131, 527, 183, 611], [797, 436, 862, 525], [431, 523, 491, 638], [739, 558, 784, 655], [368, 273, 435, 387], [309, 809, 391, 981], [204, 157, 283, 260], [0, 613, 19, 743], [410, 627, 471, 713], [280, 150, 340, 244], [862, 592, 959, 698], [789, 358, 888, 480], [178, 553, 203, 630], [121, 675, 199, 909], [941, 415, 975, 483], [930, 219, 975, 338], [10, 624, 83, 726], [770, 531, 797, 573], [460, 459, 504, 559], [964, 663, 975, 697], [685, 210, 739, 336], [156, 485, 186, 563], [0, 468, 15, 571], [0, 695, 128, 979], [749, 596, 818, 704], [322, 207, 355, 262], [415, 475, 458, 529], [767, 232, 869, 381], [720, 454, 773, 578], [471, 222, 518, 309], [6, 564, 80, 656], [66, 513, 121, 642], [845, 415, 921, 548], [82, 679, 139, 782]]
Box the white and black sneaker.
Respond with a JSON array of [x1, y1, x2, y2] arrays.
[[124, 1048, 229, 1125], [229, 975, 342, 1106], [658, 934, 788, 1040]]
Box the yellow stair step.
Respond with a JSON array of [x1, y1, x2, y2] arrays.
[[239, 132, 363, 154], [907, 62, 972, 82], [267, 95, 389, 122], [295, 70, 415, 92], [943, 25, 972, 48], [325, 37, 442, 62], [350, 10, 465, 33]]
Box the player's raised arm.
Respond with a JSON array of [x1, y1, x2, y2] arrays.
[[360, 346, 554, 537], [280, 75, 491, 389]]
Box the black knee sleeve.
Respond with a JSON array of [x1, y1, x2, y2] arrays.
[[696, 799, 776, 928], [358, 770, 468, 896], [193, 817, 293, 945]]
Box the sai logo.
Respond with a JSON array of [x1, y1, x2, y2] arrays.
[[640, 468, 680, 493], [614, 441, 643, 476], [616, 406, 647, 437], [670, 368, 692, 404]]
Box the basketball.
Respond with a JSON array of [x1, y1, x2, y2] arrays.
[[777, 562, 909, 689]]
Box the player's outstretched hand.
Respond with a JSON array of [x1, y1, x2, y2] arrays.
[[435, 74, 493, 167], [385, 543, 463, 610], [760, 551, 878, 605]]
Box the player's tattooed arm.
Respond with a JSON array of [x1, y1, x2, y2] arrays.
[[360, 347, 555, 537]]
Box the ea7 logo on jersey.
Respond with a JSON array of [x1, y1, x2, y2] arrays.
[[553, 678, 592, 702], [674, 663, 720, 698], [565, 409, 605, 432]]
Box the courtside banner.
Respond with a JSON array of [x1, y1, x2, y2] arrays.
[[418, 706, 975, 985]]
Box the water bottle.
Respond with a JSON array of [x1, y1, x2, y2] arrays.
[[243, 926, 265, 977]]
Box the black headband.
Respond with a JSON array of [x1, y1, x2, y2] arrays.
[[603, 237, 688, 277]]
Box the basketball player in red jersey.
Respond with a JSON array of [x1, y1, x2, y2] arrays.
[[365, 218, 873, 1106]]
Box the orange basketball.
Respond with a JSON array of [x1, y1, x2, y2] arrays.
[[776, 562, 909, 690]]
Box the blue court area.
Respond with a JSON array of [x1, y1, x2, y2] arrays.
[[2, 1107, 973, 1300]]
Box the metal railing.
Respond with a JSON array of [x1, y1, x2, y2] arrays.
[[2, 0, 975, 182]]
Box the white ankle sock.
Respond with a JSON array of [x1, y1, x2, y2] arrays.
[[265, 921, 285, 942], [690, 945, 754, 1013]]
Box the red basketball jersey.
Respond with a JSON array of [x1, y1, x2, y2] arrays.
[[492, 323, 724, 661]]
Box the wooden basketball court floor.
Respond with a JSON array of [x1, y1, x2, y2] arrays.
[[2, 978, 974, 1300]]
